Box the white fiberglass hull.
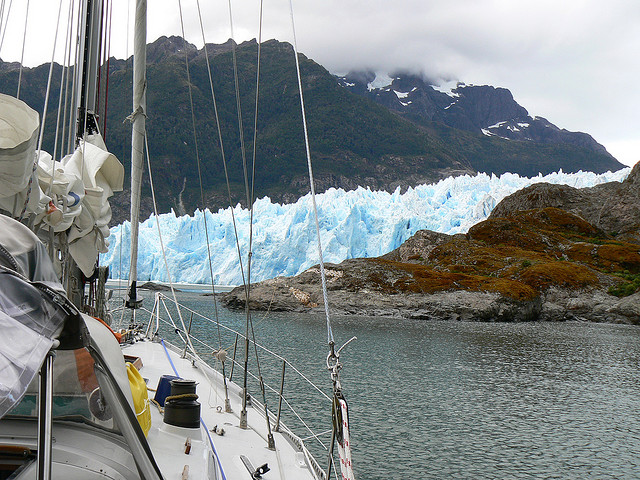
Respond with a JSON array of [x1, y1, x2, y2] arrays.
[[121, 338, 323, 480]]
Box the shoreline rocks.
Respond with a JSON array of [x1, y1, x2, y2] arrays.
[[221, 270, 640, 324], [222, 165, 640, 324]]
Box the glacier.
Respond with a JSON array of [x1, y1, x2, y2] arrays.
[[102, 168, 630, 286]]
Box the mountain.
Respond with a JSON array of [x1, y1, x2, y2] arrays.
[[339, 72, 613, 165], [0, 37, 625, 223], [339, 73, 610, 151]]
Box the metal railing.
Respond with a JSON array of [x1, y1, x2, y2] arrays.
[[110, 291, 338, 480]]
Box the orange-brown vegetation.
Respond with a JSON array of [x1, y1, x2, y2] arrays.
[[518, 262, 598, 290], [367, 207, 640, 300], [367, 259, 538, 300]]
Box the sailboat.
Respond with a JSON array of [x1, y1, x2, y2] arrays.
[[0, 1, 355, 479]]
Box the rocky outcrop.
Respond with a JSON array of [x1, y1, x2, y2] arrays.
[[222, 174, 640, 323], [491, 162, 640, 243]]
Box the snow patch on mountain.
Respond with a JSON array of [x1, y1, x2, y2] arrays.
[[367, 73, 394, 91], [431, 79, 463, 97]]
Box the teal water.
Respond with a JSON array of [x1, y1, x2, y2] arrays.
[[135, 291, 640, 479]]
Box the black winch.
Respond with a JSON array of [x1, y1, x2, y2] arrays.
[[163, 379, 201, 428]]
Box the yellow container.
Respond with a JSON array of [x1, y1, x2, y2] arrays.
[[126, 363, 151, 436]]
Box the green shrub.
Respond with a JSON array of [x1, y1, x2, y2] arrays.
[[608, 273, 640, 297]]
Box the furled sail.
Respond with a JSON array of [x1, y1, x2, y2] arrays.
[[0, 93, 124, 277], [0, 93, 40, 215]]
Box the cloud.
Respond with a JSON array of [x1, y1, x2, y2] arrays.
[[1, 0, 639, 165]]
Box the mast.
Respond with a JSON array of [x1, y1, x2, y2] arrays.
[[74, 0, 102, 143], [66, 0, 103, 309], [125, 0, 146, 309]]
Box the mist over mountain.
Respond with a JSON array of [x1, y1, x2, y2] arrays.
[[0, 36, 624, 223]]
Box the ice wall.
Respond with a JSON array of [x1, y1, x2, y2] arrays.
[[102, 169, 630, 285]]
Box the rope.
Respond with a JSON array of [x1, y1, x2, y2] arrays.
[[159, 340, 228, 480], [19, 0, 64, 221], [142, 131, 198, 360], [287, 0, 334, 346], [160, 339, 180, 377], [194, 0, 224, 352], [164, 393, 199, 402]]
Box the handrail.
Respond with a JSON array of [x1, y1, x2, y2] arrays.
[[155, 314, 331, 451], [152, 293, 331, 401], [122, 292, 334, 470]]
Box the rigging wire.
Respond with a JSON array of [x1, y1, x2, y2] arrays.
[[242, 0, 276, 447], [142, 131, 199, 359], [193, 0, 225, 350], [0, 1, 5, 40], [218, 0, 252, 305], [246, 0, 264, 364], [175, 0, 210, 306], [59, 0, 76, 161], [50, 0, 76, 191], [175, 4, 232, 405], [0, 0, 12, 53], [287, 0, 334, 347], [222, 0, 254, 429], [19, 0, 64, 221], [95, 0, 105, 111], [190, 0, 273, 438], [102, 0, 113, 139], [227, 0, 251, 213], [216, 0, 274, 439], [287, 4, 352, 476], [16, 0, 29, 99], [66, 0, 83, 154], [195, 2, 248, 317]]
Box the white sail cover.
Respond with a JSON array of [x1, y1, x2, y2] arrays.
[[0, 93, 39, 198], [0, 215, 67, 419], [0, 93, 124, 277], [63, 138, 124, 276]]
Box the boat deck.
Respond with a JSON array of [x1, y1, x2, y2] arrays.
[[122, 337, 322, 480]]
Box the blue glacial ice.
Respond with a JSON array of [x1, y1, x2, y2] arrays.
[[102, 168, 630, 286]]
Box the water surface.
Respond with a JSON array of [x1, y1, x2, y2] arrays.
[[129, 292, 640, 479]]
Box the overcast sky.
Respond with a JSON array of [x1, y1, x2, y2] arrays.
[[1, 0, 638, 167]]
